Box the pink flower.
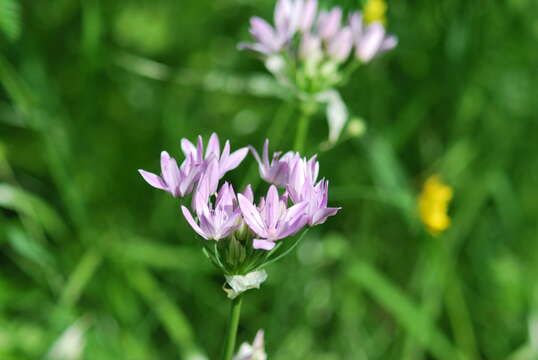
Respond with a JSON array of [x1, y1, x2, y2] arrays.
[[250, 139, 300, 187], [138, 151, 201, 197], [181, 160, 241, 241], [238, 185, 308, 250], [181, 133, 249, 180], [288, 157, 340, 226]]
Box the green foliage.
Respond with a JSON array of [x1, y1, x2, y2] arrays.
[[1, 0, 538, 359], [0, 0, 21, 42]]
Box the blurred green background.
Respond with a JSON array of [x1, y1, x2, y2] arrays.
[[1, 0, 538, 359]]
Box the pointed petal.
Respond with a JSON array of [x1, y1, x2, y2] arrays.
[[242, 185, 254, 202], [181, 206, 208, 239], [194, 159, 219, 212], [199, 214, 217, 240], [178, 163, 200, 196], [181, 139, 197, 158], [161, 153, 181, 196], [265, 185, 281, 228], [357, 22, 385, 62], [238, 194, 267, 237], [249, 145, 263, 166], [196, 136, 204, 163], [328, 26, 353, 61], [381, 35, 398, 52], [279, 214, 308, 238], [285, 201, 309, 223], [299, 0, 317, 32], [221, 147, 248, 175], [138, 170, 167, 191], [250, 17, 280, 52], [311, 207, 340, 225], [220, 141, 231, 164], [206, 133, 220, 159], [318, 7, 342, 39]]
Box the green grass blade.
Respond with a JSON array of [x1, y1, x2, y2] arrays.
[[348, 260, 465, 360], [126, 266, 205, 359]]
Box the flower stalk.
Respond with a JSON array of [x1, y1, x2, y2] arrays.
[[294, 100, 318, 153], [223, 295, 243, 360]]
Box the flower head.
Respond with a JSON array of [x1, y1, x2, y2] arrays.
[[140, 133, 340, 281], [418, 175, 453, 236], [138, 151, 201, 197], [238, 185, 308, 250], [239, 1, 397, 94]]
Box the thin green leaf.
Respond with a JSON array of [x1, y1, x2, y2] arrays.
[[0, 183, 67, 239], [59, 248, 103, 307], [127, 266, 204, 359]]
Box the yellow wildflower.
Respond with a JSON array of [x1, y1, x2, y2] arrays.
[[364, 0, 388, 25], [418, 175, 453, 236]]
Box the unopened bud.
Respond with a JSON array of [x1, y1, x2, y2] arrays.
[[347, 117, 367, 137]]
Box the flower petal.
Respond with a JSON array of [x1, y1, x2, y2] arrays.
[[357, 22, 385, 62], [138, 170, 167, 191], [311, 207, 340, 225], [221, 147, 248, 175], [181, 139, 197, 159], [253, 239, 276, 250], [238, 194, 267, 237], [181, 206, 208, 239]]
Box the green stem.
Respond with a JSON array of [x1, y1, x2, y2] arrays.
[[293, 101, 317, 153], [222, 295, 243, 360]]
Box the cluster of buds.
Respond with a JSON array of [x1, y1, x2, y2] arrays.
[[239, 0, 397, 94], [139, 133, 339, 294]]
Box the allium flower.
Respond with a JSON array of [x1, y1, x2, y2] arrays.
[[233, 330, 267, 360], [139, 133, 340, 284], [250, 139, 300, 187], [238, 185, 308, 250], [239, 1, 397, 83], [240, 2, 397, 145], [181, 162, 241, 241], [181, 132, 249, 179], [287, 157, 339, 225], [138, 151, 201, 197]]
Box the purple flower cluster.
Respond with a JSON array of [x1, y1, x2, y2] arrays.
[[239, 0, 397, 63], [139, 134, 339, 251]]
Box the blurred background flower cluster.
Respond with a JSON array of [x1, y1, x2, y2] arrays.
[[1, 0, 538, 359]]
